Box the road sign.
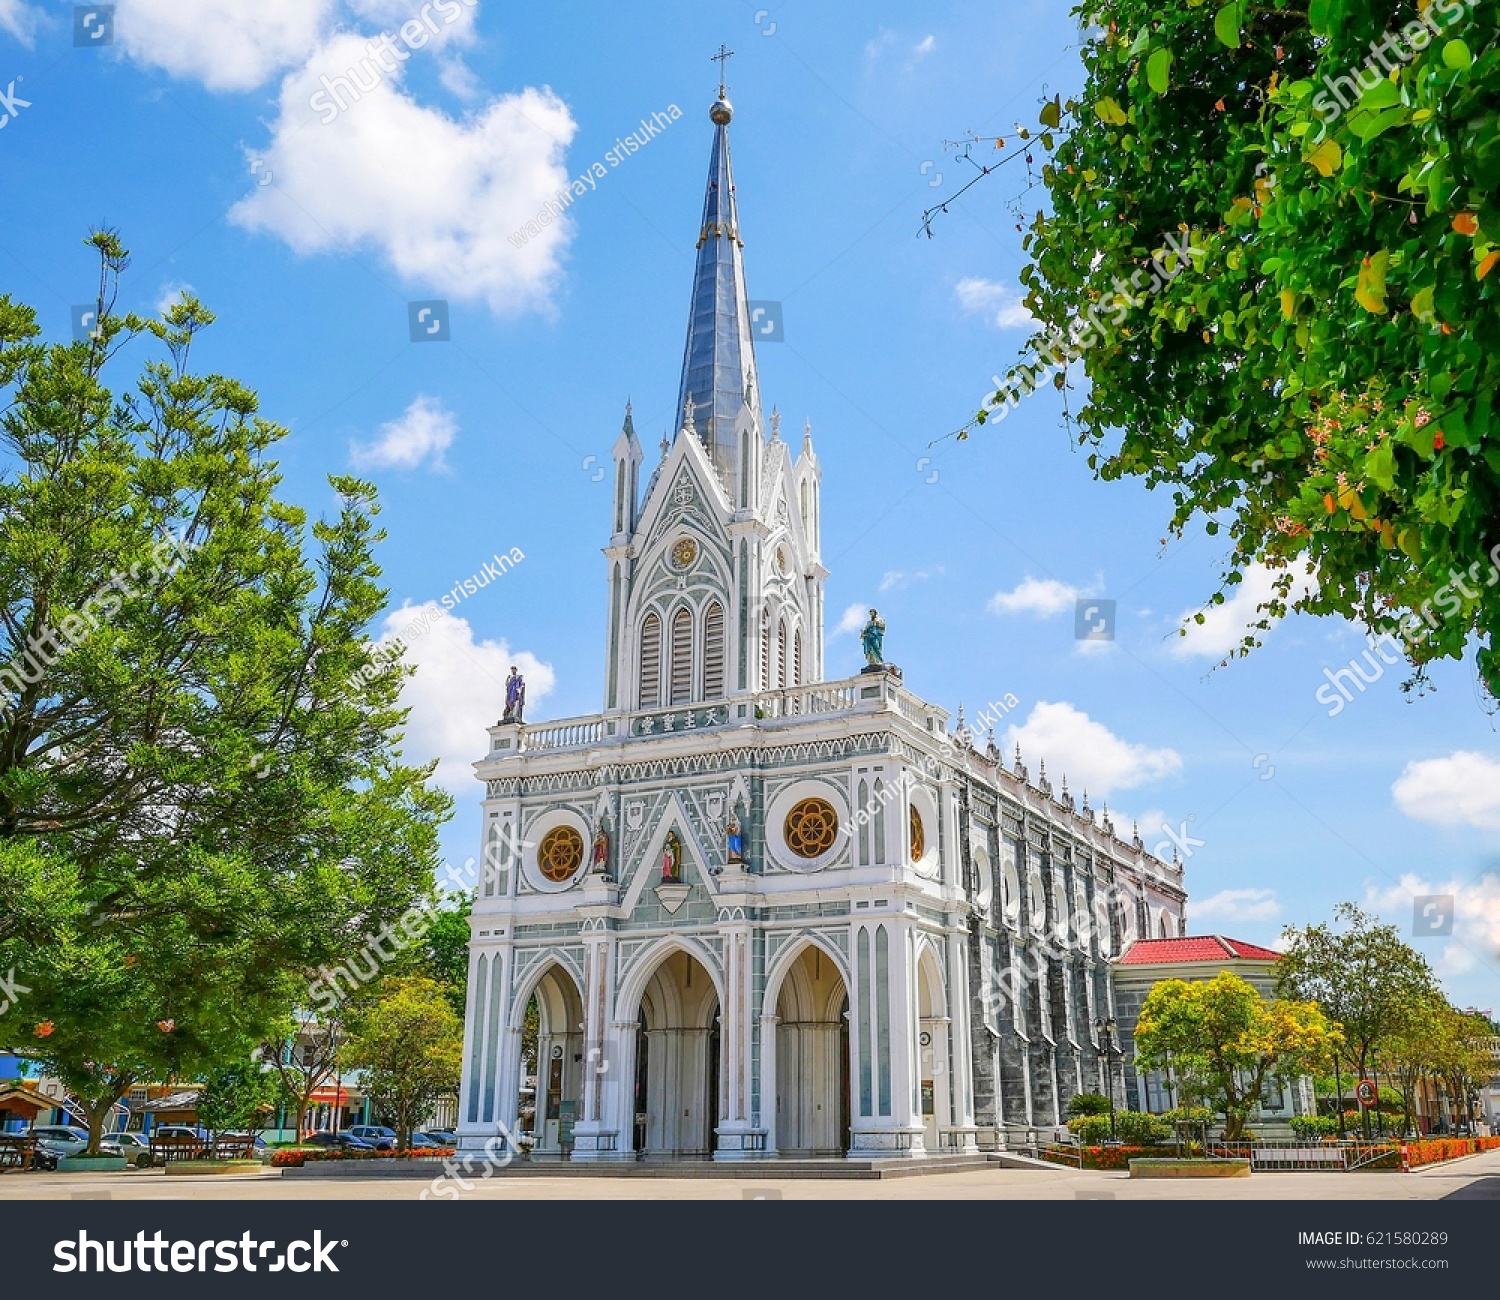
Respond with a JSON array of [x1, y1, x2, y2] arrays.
[[1355, 1078, 1378, 1109]]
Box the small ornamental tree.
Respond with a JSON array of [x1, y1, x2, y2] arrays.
[[1066, 1091, 1114, 1118], [970, 0, 1500, 692], [1134, 971, 1341, 1139], [343, 977, 463, 1152], [197, 1063, 276, 1145]]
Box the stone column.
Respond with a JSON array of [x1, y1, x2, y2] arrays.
[[715, 920, 769, 1158], [571, 928, 627, 1160], [847, 917, 925, 1158]]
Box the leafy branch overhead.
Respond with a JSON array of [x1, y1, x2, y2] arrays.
[[970, 0, 1500, 692]]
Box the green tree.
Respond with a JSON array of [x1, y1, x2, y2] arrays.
[[1134, 971, 1340, 1139], [197, 1062, 276, 1143], [971, 0, 1500, 691], [260, 1010, 347, 1144], [0, 233, 450, 1152], [1277, 903, 1438, 1134], [1066, 1091, 1114, 1118], [343, 976, 463, 1152]]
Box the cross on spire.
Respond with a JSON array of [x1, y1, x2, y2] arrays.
[[711, 43, 734, 98]]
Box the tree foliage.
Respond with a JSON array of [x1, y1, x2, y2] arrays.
[[1134, 971, 1340, 1138], [343, 976, 463, 1151], [196, 1062, 276, 1140], [0, 233, 451, 1151], [983, 0, 1500, 691]]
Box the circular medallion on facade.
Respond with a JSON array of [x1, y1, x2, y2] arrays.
[[909, 805, 926, 862], [784, 798, 839, 859], [671, 537, 699, 569], [538, 826, 585, 883]]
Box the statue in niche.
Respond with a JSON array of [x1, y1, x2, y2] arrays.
[[860, 609, 886, 666], [725, 816, 743, 867], [501, 666, 526, 724], [661, 831, 683, 883], [591, 824, 611, 876]]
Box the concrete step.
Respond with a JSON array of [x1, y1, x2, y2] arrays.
[[283, 1152, 1003, 1180]]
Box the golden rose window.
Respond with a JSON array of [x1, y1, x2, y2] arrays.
[[784, 798, 838, 859], [538, 826, 585, 883]]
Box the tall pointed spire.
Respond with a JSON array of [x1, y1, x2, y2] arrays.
[[675, 72, 763, 496]]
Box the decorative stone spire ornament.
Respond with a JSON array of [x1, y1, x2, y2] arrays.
[[1080, 789, 1092, 820], [1132, 820, 1144, 851], [1037, 759, 1052, 798], [1013, 743, 1027, 782], [1060, 776, 1074, 812], [683, 393, 698, 439], [1101, 802, 1115, 836], [986, 726, 999, 764], [802, 417, 813, 455], [770, 405, 781, 441]]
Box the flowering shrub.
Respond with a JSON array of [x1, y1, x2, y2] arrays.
[[1044, 1144, 1154, 1171], [1402, 1137, 1500, 1169], [271, 1147, 456, 1167]]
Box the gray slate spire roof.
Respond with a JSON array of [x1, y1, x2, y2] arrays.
[[675, 91, 763, 489]]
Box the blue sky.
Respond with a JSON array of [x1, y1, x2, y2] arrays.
[[2, 0, 1497, 1009]]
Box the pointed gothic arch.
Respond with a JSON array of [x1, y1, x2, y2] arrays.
[[669, 606, 693, 705], [702, 600, 725, 699], [638, 611, 662, 708]]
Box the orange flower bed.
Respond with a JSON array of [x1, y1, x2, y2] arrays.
[[1400, 1136, 1500, 1169]]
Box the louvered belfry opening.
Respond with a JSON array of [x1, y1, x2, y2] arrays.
[[670, 607, 693, 705], [639, 612, 662, 708], [703, 601, 725, 699]]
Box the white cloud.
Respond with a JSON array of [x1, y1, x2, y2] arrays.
[[988, 575, 1079, 618], [352, 395, 457, 471], [1191, 888, 1281, 924], [111, 0, 477, 92], [955, 277, 1033, 330], [912, 34, 936, 56], [154, 281, 194, 315], [1004, 701, 1181, 798], [1392, 751, 1500, 830], [1169, 560, 1317, 658], [230, 31, 576, 315], [114, 0, 341, 92], [376, 604, 552, 790], [0, 0, 38, 44], [834, 603, 869, 637], [879, 567, 941, 594], [1364, 872, 1500, 979]]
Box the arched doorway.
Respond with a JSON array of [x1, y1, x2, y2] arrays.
[[917, 944, 951, 1152], [519, 964, 584, 1156], [774, 945, 850, 1156], [632, 949, 720, 1158]]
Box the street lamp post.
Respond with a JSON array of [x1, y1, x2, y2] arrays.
[[1095, 1016, 1120, 1145]]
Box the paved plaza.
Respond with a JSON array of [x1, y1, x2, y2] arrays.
[[3, 1148, 1498, 1201]]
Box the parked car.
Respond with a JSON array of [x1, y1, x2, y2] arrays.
[[27, 1125, 91, 1158], [423, 1129, 457, 1146], [32, 1141, 64, 1171], [101, 1133, 154, 1168], [408, 1132, 442, 1148], [303, 1131, 376, 1150], [347, 1125, 397, 1151], [152, 1124, 208, 1142]]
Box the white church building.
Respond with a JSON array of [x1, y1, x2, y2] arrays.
[[456, 85, 1187, 1161]]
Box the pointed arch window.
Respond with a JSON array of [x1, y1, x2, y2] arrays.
[[670, 607, 693, 705], [792, 628, 802, 687], [639, 612, 662, 709], [777, 619, 788, 690], [857, 779, 871, 865], [702, 601, 725, 699], [760, 606, 771, 692]]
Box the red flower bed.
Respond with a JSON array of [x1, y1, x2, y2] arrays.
[[1043, 1145, 1156, 1171], [1401, 1136, 1500, 1169], [271, 1147, 456, 1168]]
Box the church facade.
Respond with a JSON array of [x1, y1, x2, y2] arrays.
[[456, 88, 1187, 1161]]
